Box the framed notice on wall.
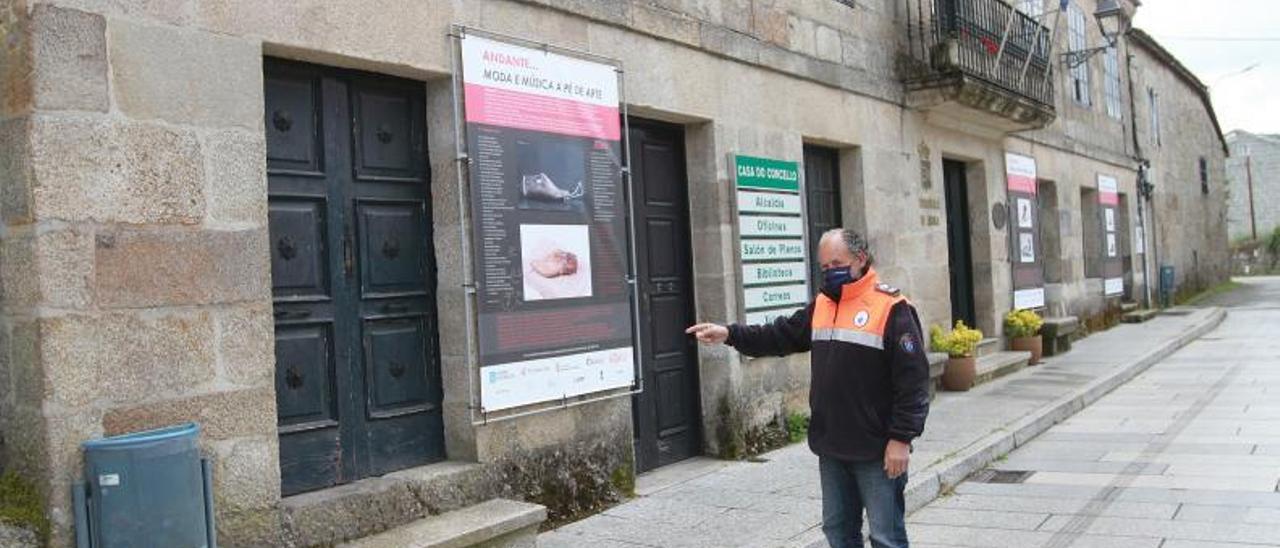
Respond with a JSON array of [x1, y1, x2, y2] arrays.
[[733, 155, 809, 326], [458, 31, 636, 412], [1006, 152, 1044, 310], [1098, 174, 1124, 297]]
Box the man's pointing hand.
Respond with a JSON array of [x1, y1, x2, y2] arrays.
[[685, 323, 729, 345]]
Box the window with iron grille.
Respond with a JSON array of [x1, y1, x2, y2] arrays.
[[1103, 46, 1122, 119], [1067, 3, 1091, 106], [1199, 157, 1209, 194]]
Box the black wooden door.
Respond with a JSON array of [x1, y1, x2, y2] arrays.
[[943, 159, 977, 327], [804, 145, 842, 287], [628, 119, 701, 473], [265, 59, 444, 496]]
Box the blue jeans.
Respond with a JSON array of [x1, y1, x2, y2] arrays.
[[819, 456, 909, 548]]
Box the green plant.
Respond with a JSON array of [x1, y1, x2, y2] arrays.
[[786, 412, 810, 444], [0, 470, 49, 545], [1003, 308, 1043, 338], [929, 320, 984, 358], [1267, 226, 1280, 270]]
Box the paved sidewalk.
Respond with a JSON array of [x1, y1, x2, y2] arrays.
[[908, 278, 1280, 547], [539, 306, 1225, 548]]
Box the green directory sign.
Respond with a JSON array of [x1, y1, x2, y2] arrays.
[[735, 155, 800, 192], [732, 154, 808, 323]]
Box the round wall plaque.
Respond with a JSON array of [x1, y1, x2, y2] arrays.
[[992, 202, 1008, 230]]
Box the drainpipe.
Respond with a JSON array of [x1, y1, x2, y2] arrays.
[[1123, 36, 1154, 309]]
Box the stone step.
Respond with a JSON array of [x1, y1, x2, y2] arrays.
[[339, 499, 545, 548], [1122, 309, 1159, 323], [974, 351, 1032, 387], [976, 337, 1001, 358], [1121, 301, 1140, 313]]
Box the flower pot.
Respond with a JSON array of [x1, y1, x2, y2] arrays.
[[942, 356, 976, 391], [1011, 335, 1043, 364]]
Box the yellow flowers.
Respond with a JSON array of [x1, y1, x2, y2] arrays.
[[930, 320, 984, 358], [1003, 309, 1044, 338]]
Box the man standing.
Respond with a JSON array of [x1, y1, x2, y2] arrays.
[[686, 228, 930, 548]]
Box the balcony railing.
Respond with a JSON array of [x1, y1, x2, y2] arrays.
[[905, 0, 1055, 107]]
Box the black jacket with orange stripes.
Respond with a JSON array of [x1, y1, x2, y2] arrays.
[[726, 268, 931, 462]]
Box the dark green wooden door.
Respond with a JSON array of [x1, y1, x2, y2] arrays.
[[628, 119, 701, 473], [265, 59, 444, 496], [943, 159, 977, 327]]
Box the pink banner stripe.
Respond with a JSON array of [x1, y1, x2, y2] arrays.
[[1007, 174, 1037, 194], [464, 84, 620, 140], [1099, 193, 1119, 205]]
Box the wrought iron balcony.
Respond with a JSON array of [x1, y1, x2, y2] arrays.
[[903, 0, 1057, 132]]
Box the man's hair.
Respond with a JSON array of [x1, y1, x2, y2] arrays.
[[821, 228, 875, 268]]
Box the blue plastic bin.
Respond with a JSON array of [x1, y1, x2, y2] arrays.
[[78, 422, 215, 548]]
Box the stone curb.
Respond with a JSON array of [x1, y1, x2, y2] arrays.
[[898, 307, 1227, 518]]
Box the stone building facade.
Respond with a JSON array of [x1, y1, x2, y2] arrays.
[[0, 0, 1227, 546], [1226, 130, 1280, 242]]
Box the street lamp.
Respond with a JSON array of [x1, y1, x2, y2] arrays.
[[1062, 0, 1132, 68]]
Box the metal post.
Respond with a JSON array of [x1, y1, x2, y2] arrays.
[[1247, 152, 1258, 241]]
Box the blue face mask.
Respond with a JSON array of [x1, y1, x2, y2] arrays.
[[821, 266, 858, 301]]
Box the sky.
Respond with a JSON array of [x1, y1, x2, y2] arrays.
[[1132, 0, 1280, 135]]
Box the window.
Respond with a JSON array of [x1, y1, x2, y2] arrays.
[[804, 145, 842, 287], [1199, 157, 1209, 194], [1017, 0, 1042, 17], [1067, 3, 1091, 106], [1148, 87, 1161, 146], [1103, 46, 1122, 119]]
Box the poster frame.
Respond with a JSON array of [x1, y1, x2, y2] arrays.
[[1005, 151, 1045, 310], [449, 26, 643, 424]]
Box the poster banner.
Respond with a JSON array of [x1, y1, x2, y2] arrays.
[[1097, 174, 1124, 296], [461, 34, 634, 412], [734, 155, 808, 324], [1006, 152, 1044, 310]]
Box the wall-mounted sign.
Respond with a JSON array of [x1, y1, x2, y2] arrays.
[[1098, 174, 1124, 297], [738, 215, 805, 237], [740, 239, 806, 261], [742, 261, 808, 286], [1006, 152, 1044, 310], [734, 154, 810, 324], [737, 191, 803, 214], [460, 33, 634, 412]]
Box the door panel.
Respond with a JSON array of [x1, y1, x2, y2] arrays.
[[269, 199, 330, 299], [629, 119, 700, 473], [274, 324, 338, 430], [266, 59, 444, 496], [943, 160, 977, 327]]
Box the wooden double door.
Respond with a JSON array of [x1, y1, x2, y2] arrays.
[[264, 59, 444, 495]]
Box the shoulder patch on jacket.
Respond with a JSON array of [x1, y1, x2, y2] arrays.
[[876, 283, 901, 297]]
